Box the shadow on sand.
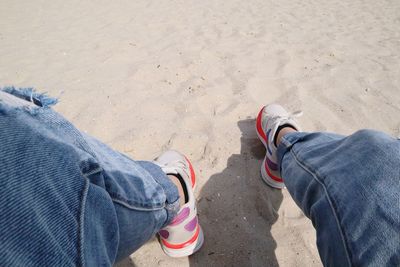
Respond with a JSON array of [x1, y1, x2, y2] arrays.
[[189, 119, 283, 266]]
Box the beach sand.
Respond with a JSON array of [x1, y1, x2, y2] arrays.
[[1, 0, 399, 266]]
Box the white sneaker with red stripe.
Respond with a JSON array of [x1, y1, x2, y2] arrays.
[[154, 150, 204, 257], [256, 104, 302, 189]]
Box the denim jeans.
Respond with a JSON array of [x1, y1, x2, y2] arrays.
[[1, 88, 399, 266], [0, 88, 180, 266], [278, 131, 400, 267]]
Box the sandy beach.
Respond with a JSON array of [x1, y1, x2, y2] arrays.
[[1, 0, 399, 266]]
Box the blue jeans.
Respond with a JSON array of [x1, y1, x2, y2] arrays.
[[1, 88, 399, 266], [0, 88, 180, 266], [278, 131, 400, 266]]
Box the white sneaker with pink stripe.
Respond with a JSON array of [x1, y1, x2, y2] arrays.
[[256, 104, 302, 189], [155, 150, 204, 257]]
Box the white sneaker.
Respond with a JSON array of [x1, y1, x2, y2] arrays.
[[256, 104, 302, 189], [154, 150, 204, 257]]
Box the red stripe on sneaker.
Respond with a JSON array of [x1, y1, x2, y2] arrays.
[[264, 160, 283, 182], [256, 107, 267, 142], [184, 156, 196, 189], [161, 225, 200, 249]]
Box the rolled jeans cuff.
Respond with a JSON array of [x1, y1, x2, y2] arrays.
[[136, 161, 180, 227], [276, 132, 308, 176]]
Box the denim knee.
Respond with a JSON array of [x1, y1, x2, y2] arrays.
[[350, 129, 399, 152], [277, 129, 400, 266]]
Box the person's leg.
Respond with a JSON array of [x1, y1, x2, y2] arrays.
[[0, 88, 200, 266], [83, 134, 203, 259], [277, 129, 400, 266], [257, 104, 399, 266], [81, 133, 184, 262]]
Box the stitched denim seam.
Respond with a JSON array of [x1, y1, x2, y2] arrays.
[[281, 138, 291, 147], [106, 172, 166, 210], [150, 173, 180, 226], [289, 149, 353, 267], [100, 165, 166, 210], [107, 189, 165, 209], [78, 178, 90, 267], [111, 197, 166, 211], [132, 161, 171, 204], [130, 162, 169, 207], [149, 174, 168, 202], [132, 163, 168, 204], [82, 167, 103, 177]]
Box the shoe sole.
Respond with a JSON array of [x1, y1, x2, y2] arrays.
[[161, 226, 204, 258], [260, 157, 285, 189], [256, 107, 285, 189]]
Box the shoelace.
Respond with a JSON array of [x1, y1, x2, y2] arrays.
[[164, 159, 190, 177], [269, 110, 303, 125]]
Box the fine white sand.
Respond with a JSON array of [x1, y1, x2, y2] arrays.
[[1, 0, 399, 266]]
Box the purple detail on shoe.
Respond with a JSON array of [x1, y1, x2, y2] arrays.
[[266, 129, 273, 155], [169, 207, 190, 226], [266, 157, 278, 171], [184, 217, 198, 232], [159, 230, 169, 239]]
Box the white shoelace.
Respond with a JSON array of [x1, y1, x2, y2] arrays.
[[269, 110, 303, 127]]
